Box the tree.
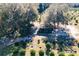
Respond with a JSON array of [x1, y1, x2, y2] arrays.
[[30, 49, 36, 56], [46, 43, 51, 51], [52, 41, 56, 49], [18, 41, 27, 48], [39, 50, 44, 56], [46, 43, 51, 55], [14, 42, 19, 46], [57, 35, 74, 52], [43, 37, 48, 43], [37, 3, 50, 22], [44, 4, 70, 27], [58, 41, 64, 52], [0, 4, 38, 38], [12, 50, 19, 56], [38, 3, 50, 14], [50, 51, 55, 56], [19, 49, 25, 56], [46, 51, 49, 56], [19, 51, 25, 56]]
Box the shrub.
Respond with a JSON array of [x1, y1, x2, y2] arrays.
[[50, 51, 55, 56], [45, 43, 51, 55], [15, 42, 19, 46], [12, 50, 19, 56], [30, 49, 36, 56], [78, 43, 79, 48], [46, 51, 49, 56], [46, 43, 51, 51], [39, 50, 44, 56], [69, 54, 75, 56], [19, 49, 25, 56], [58, 52, 65, 56]]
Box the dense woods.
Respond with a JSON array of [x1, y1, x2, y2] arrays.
[[0, 3, 79, 56], [0, 4, 38, 38], [0, 3, 77, 39]]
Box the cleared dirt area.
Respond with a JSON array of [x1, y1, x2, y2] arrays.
[[25, 35, 46, 56]]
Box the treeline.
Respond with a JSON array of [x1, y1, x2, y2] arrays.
[[0, 3, 75, 39], [0, 4, 38, 39], [0, 3, 51, 39]]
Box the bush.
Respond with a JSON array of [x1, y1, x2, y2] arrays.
[[50, 51, 55, 56], [19, 51, 25, 56], [20, 41, 26, 48], [30, 49, 36, 56], [58, 52, 65, 56], [15, 42, 19, 46], [69, 54, 75, 56], [46, 51, 49, 56], [21, 41, 26, 46], [46, 43, 51, 55], [46, 43, 51, 51], [12, 50, 19, 56], [39, 50, 44, 56], [78, 43, 79, 48], [15, 41, 26, 48], [19, 49, 25, 56]]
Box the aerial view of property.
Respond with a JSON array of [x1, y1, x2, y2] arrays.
[[0, 3, 79, 56]]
